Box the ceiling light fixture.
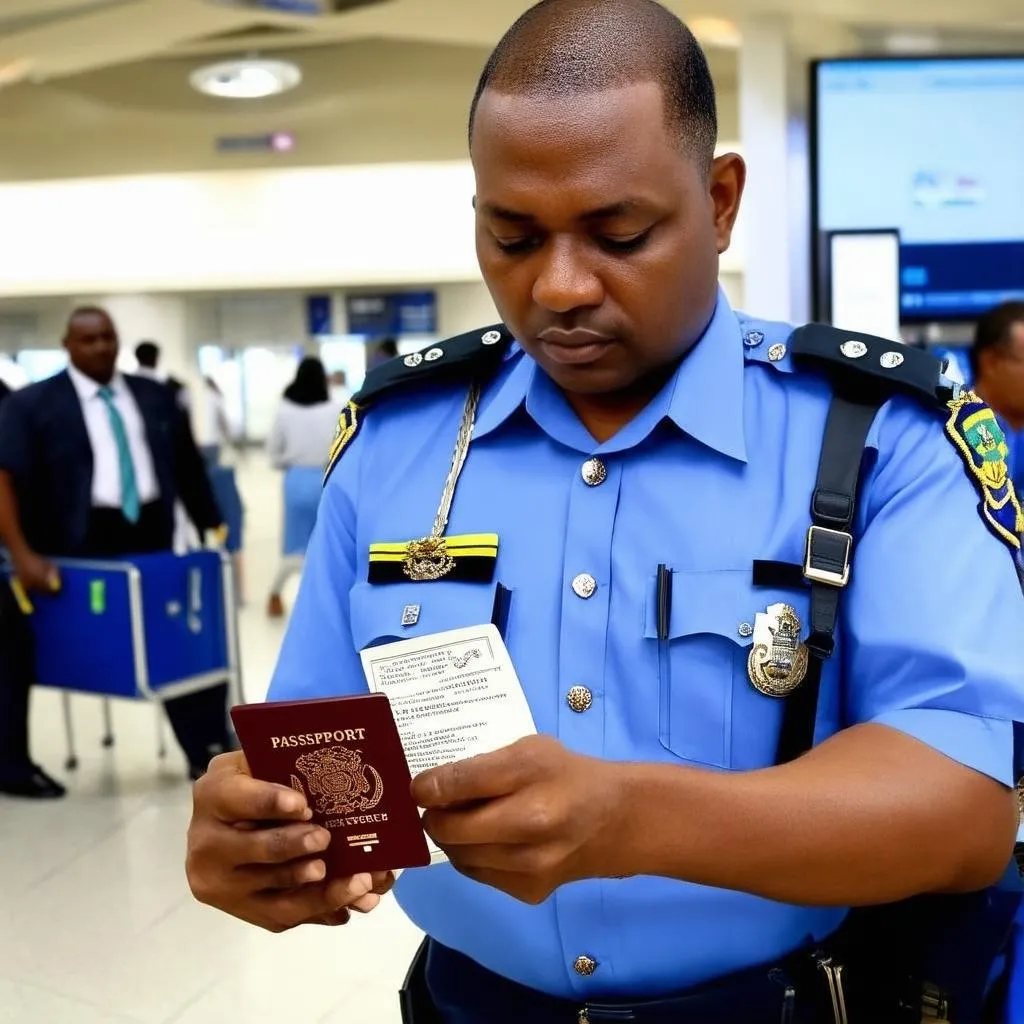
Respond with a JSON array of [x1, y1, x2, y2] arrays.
[[190, 58, 302, 100]]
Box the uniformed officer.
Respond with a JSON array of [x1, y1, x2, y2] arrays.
[[185, 1, 1024, 1021]]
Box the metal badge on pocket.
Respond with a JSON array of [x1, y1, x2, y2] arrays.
[[747, 603, 809, 697]]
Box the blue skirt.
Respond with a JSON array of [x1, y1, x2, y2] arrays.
[[282, 466, 323, 557]]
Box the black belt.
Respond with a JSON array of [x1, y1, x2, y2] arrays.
[[399, 938, 890, 1024]]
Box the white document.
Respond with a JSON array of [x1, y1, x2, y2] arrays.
[[359, 624, 536, 865]]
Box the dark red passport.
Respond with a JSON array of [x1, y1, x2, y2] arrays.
[[231, 693, 431, 876]]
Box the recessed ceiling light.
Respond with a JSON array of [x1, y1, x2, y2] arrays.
[[190, 58, 302, 100]]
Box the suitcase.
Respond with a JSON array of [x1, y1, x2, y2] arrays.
[[16, 550, 243, 770]]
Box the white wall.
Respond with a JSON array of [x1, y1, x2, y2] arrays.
[[0, 163, 482, 297], [0, 153, 749, 300]]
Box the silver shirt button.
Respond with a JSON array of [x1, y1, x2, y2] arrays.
[[571, 574, 597, 599], [424, 348, 444, 362], [403, 353, 423, 368], [581, 458, 607, 487], [481, 330, 503, 345]]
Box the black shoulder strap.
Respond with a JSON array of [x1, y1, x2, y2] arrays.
[[770, 323, 958, 764], [775, 392, 883, 763]]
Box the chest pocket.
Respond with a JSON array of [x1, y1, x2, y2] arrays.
[[643, 569, 815, 771], [349, 580, 501, 655]]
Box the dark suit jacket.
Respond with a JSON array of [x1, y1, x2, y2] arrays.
[[0, 371, 222, 557]]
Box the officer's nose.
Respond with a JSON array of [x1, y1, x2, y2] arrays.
[[531, 237, 603, 314]]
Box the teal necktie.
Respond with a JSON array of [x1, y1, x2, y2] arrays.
[[98, 386, 141, 524]]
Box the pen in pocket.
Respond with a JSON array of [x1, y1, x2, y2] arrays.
[[656, 564, 672, 642]]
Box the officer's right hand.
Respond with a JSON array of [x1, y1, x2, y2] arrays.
[[186, 751, 393, 933], [12, 550, 60, 594]]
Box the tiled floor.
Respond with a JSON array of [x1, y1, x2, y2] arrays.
[[0, 457, 423, 1024]]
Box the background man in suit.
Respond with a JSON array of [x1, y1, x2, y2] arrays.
[[0, 307, 232, 798]]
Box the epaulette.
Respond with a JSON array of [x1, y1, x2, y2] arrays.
[[789, 323, 961, 408], [325, 323, 516, 482], [791, 323, 1023, 550]]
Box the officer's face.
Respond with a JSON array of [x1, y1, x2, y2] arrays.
[[64, 312, 119, 385], [471, 80, 745, 397]]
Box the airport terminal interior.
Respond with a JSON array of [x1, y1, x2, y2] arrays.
[[0, 0, 1023, 1021]]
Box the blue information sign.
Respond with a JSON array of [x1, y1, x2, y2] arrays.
[[345, 291, 437, 337]]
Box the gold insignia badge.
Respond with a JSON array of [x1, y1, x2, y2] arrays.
[[291, 745, 384, 817], [403, 536, 455, 582], [747, 603, 809, 697]]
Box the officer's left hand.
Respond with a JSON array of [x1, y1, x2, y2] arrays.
[[411, 735, 629, 904]]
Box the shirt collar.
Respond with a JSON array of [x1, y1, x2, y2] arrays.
[[473, 289, 747, 463], [67, 363, 123, 401]]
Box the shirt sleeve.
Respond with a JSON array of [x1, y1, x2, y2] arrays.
[[844, 396, 1024, 785], [266, 419, 367, 702], [0, 392, 33, 477]]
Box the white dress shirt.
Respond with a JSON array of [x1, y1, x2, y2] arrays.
[[67, 365, 160, 509]]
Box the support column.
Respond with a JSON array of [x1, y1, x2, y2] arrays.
[[738, 17, 794, 322], [90, 294, 202, 402]]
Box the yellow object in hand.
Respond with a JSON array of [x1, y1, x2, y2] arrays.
[[9, 578, 33, 615]]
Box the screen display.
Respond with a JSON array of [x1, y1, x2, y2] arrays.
[[813, 57, 1024, 322]]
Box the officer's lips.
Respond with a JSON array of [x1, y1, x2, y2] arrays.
[[536, 327, 614, 367]]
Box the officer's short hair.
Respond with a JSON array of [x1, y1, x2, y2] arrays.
[[468, 0, 718, 172], [970, 301, 1024, 380]]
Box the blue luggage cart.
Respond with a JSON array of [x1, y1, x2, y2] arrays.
[[21, 549, 243, 771]]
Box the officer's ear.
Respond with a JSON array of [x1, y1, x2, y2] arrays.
[[709, 153, 746, 256]]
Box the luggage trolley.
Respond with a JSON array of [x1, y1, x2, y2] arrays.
[[25, 549, 243, 772]]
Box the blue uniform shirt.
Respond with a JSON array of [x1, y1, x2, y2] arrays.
[[268, 292, 1024, 1000]]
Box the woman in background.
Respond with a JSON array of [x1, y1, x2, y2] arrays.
[[265, 357, 340, 618]]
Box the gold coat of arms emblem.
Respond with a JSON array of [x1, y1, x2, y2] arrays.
[[747, 603, 809, 697], [290, 745, 384, 817]]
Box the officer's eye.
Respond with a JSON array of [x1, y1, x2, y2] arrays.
[[598, 229, 652, 254], [493, 236, 542, 256]]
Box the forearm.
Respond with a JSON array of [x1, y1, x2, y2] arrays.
[[614, 723, 1017, 906], [0, 471, 30, 557]]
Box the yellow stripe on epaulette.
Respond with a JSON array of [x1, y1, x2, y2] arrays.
[[324, 401, 362, 485]]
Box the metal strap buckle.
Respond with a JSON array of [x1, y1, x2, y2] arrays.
[[803, 526, 852, 588]]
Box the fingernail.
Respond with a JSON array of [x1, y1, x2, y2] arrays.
[[304, 829, 329, 853], [278, 792, 304, 814], [304, 860, 326, 883]]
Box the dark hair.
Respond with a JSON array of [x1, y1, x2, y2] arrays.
[[970, 301, 1024, 380], [284, 356, 329, 406], [378, 338, 399, 358], [468, 0, 717, 170], [135, 341, 159, 369], [65, 305, 114, 336]]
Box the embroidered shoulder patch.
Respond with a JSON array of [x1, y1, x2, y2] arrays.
[[324, 401, 361, 484], [944, 390, 1024, 550]]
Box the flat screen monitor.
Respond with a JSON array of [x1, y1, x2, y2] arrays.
[[812, 56, 1024, 323]]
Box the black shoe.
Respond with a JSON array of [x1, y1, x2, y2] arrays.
[[0, 765, 66, 799]]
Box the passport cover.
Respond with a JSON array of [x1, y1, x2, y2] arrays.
[[231, 693, 431, 876]]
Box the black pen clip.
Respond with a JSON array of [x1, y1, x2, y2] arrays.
[[656, 564, 672, 642]]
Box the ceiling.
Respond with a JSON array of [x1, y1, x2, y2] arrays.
[[0, 0, 1022, 181]]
